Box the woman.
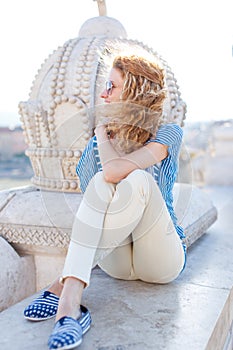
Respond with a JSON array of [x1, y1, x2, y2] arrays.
[[24, 55, 186, 350]]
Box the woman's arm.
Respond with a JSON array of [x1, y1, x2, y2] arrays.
[[95, 125, 168, 183]]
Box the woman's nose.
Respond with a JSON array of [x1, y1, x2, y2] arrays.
[[100, 89, 108, 98]]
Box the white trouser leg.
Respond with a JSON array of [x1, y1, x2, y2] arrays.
[[99, 170, 185, 283], [62, 170, 185, 286]]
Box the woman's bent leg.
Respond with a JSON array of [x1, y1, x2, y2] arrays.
[[62, 169, 153, 285], [98, 237, 137, 280], [62, 169, 184, 287], [130, 177, 185, 284], [99, 170, 185, 283], [62, 172, 116, 286]]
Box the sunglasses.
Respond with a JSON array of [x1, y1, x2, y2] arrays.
[[105, 80, 113, 95]]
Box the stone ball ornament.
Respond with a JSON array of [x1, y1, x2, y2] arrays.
[[18, 16, 187, 193]]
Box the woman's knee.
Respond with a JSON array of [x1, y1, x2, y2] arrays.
[[122, 169, 156, 202], [126, 169, 156, 189], [84, 171, 115, 204], [89, 171, 106, 186]]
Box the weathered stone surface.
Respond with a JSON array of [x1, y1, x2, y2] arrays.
[[0, 272, 230, 350], [205, 287, 233, 350], [0, 237, 36, 311]]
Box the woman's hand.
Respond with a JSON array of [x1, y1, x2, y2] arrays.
[[94, 124, 110, 147], [94, 124, 107, 138], [95, 121, 167, 184]]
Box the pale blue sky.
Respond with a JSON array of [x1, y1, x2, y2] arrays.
[[0, 0, 232, 127]]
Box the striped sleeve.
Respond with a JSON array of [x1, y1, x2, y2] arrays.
[[149, 124, 183, 148], [76, 136, 99, 193]]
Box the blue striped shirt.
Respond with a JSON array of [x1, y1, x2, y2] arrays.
[[76, 123, 186, 251]]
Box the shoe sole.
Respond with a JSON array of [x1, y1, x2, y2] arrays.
[[24, 314, 56, 321], [54, 338, 82, 350], [51, 325, 91, 350]]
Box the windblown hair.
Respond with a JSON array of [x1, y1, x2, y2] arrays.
[[106, 55, 167, 153]]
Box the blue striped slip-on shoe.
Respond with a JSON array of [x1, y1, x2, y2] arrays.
[[48, 305, 92, 350], [24, 291, 59, 321]]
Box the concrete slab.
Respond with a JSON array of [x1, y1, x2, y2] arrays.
[[0, 186, 232, 350]]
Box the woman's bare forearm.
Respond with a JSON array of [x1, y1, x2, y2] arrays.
[[95, 124, 167, 183]]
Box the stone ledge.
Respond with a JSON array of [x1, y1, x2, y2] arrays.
[[0, 268, 232, 350], [206, 287, 233, 350], [184, 206, 217, 247]]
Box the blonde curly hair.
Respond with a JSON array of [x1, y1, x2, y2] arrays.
[[106, 55, 166, 153]]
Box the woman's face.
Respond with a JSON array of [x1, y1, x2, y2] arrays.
[[100, 68, 124, 103]]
